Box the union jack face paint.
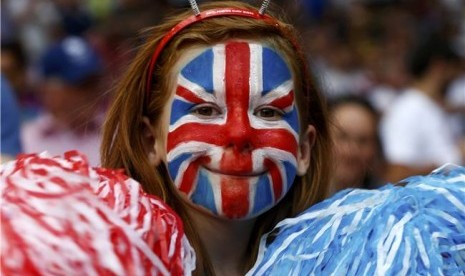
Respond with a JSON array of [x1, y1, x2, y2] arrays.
[[167, 41, 300, 219]]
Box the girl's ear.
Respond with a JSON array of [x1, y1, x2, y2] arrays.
[[296, 125, 316, 176], [142, 116, 163, 167]]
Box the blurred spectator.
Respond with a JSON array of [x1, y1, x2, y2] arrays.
[[2, 0, 61, 63], [446, 74, 465, 129], [1, 41, 27, 99], [446, 73, 465, 162], [21, 36, 105, 166], [86, 0, 171, 94], [1, 41, 41, 121], [328, 94, 384, 195], [362, 5, 413, 113], [1, 74, 23, 162], [54, 0, 94, 36], [380, 35, 464, 183]]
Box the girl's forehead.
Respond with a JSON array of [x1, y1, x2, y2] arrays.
[[172, 40, 289, 73]]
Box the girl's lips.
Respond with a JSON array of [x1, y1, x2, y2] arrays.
[[202, 166, 266, 177]]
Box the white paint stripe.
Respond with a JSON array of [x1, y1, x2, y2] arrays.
[[249, 43, 263, 106], [167, 141, 213, 162], [207, 171, 224, 216], [250, 119, 299, 142], [177, 75, 216, 102], [248, 176, 258, 215], [255, 80, 294, 107], [253, 148, 298, 168], [168, 105, 226, 133], [212, 44, 226, 108]]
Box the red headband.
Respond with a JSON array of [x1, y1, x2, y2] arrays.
[[145, 8, 281, 104]]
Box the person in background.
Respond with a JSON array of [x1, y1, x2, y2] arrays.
[[446, 73, 465, 147], [21, 35, 105, 166], [328, 94, 384, 195], [1, 41, 41, 121], [1, 0, 61, 64], [1, 74, 23, 162], [380, 35, 465, 183]]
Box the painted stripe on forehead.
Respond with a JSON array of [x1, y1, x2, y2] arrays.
[[225, 41, 251, 111], [177, 42, 292, 100], [212, 45, 226, 100], [249, 43, 263, 101]]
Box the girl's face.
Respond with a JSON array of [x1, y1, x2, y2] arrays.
[[150, 40, 312, 220]]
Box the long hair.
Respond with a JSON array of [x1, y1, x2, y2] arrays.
[[101, 1, 331, 274]]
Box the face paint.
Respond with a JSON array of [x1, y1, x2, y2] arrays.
[[167, 41, 300, 219]]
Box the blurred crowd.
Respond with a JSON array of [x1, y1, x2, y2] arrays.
[[1, 0, 464, 195]]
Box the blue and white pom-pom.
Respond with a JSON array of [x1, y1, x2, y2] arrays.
[[247, 164, 465, 275]]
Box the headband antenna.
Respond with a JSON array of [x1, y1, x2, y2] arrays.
[[188, 0, 200, 16], [189, 0, 271, 15], [259, 0, 271, 15]]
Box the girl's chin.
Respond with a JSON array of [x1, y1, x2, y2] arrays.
[[183, 199, 263, 221]]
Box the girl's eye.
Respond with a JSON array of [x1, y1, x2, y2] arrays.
[[191, 104, 221, 118], [254, 107, 284, 121]]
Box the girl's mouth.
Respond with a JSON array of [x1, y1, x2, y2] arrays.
[[202, 166, 266, 178]]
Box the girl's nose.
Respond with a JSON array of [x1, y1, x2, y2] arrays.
[[225, 109, 253, 152]]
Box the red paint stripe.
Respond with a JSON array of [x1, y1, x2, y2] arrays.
[[220, 150, 252, 174], [168, 124, 298, 156], [252, 128, 298, 156], [220, 177, 250, 218], [224, 42, 252, 145], [176, 86, 204, 103], [224, 42, 251, 109], [167, 123, 224, 152], [219, 42, 252, 218], [269, 89, 295, 110], [178, 161, 200, 195]]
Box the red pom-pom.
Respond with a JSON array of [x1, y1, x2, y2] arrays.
[[1, 151, 195, 275]]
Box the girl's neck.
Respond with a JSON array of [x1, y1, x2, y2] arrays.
[[189, 208, 256, 276]]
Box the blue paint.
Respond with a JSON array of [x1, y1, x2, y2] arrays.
[[191, 169, 218, 215], [283, 107, 300, 134], [181, 49, 214, 94], [167, 152, 192, 181], [252, 175, 273, 214], [262, 47, 292, 95], [170, 99, 194, 125], [282, 161, 297, 192]]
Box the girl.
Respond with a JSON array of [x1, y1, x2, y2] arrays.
[[101, 1, 331, 274]]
